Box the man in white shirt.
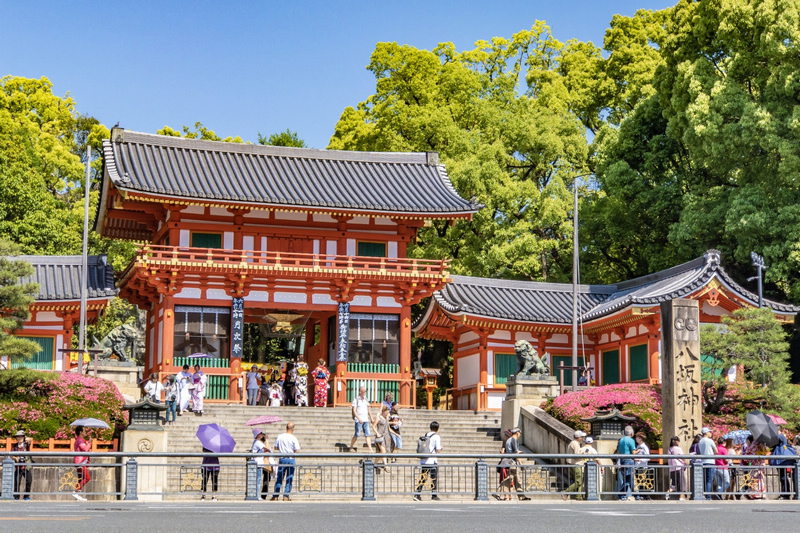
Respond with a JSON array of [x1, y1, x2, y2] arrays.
[[271, 422, 301, 501], [250, 429, 268, 500], [697, 427, 717, 499], [413, 421, 442, 501], [143, 373, 164, 403], [349, 386, 374, 452]]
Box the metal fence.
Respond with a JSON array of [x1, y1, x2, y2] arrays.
[[1, 452, 798, 502]]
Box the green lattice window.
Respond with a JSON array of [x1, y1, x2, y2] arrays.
[[551, 355, 586, 386], [357, 241, 386, 257], [629, 344, 649, 382], [602, 349, 620, 385], [191, 232, 222, 249], [10, 336, 55, 370], [494, 353, 517, 385]]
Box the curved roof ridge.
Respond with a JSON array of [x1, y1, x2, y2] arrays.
[[449, 274, 614, 294]]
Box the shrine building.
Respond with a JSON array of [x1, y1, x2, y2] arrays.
[[3, 255, 117, 371], [94, 128, 478, 407], [413, 250, 799, 410]]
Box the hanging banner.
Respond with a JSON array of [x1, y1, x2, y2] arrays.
[[337, 302, 349, 362], [231, 298, 244, 358]]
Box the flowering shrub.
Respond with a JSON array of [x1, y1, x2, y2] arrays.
[[0, 370, 126, 441], [542, 382, 762, 450]]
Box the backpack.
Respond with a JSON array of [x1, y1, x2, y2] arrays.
[[417, 432, 433, 454]]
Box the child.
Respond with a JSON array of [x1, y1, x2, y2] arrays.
[[269, 384, 283, 407]]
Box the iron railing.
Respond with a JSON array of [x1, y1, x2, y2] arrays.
[[1, 452, 798, 502]]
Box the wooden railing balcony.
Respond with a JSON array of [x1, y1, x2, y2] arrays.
[[129, 244, 450, 280]]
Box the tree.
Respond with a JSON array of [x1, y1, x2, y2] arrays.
[[258, 129, 306, 148], [0, 239, 41, 361], [700, 307, 794, 417], [157, 122, 244, 143], [329, 25, 589, 281]]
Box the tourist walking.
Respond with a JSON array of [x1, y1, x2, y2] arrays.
[[667, 436, 687, 500], [11, 430, 33, 500], [192, 364, 207, 415], [500, 427, 531, 501], [312, 358, 330, 407], [164, 375, 178, 425], [246, 365, 261, 406], [771, 427, 795, 498], [201, 447, 219, 501], [697, 427, 717, 499], [177, 364, 193, 414], [564, 429, 586, 500], [388, 405, 403, 458], [742, 435, 767, 499], [373, 405, 391, 471], [272, 422, 301, 501], [413, 421, 442, 501], [616, 426, 636, 501], [349, 385, 374, 452], [250, 429, 268, 499], [632, 431, 651, 500], [72, 426, 91, 501], [143, 373, 164, 403], [715, 437, 731, 498]]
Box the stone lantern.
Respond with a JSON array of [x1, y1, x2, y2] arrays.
[[417, 368, 441, 410], [581, 408, 636, 454], [123, 398, 167, 431]]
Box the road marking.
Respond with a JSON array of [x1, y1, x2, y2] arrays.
[[0, 517, 89, 521]]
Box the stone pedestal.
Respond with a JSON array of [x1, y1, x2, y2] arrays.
[[501, 375, 559, 436], [121, 429, 168, 501], [89, 361, 143, 403]]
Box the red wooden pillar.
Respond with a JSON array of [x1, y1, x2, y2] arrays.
[[399, 304, 413, 407], [160, 296, 175, 375], [647, 320, 661, 382], [477, 331, 489, 411]]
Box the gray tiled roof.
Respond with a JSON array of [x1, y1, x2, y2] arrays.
[[15, 255, 117, 301], [421, 250, 798, 326], [102, 129, 479, 215]]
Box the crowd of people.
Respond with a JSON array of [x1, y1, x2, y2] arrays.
[[244, 358, 331, 408], [142, 364, 208, 419]]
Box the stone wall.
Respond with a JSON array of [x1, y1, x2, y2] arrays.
[[519, 405, 574, 462]]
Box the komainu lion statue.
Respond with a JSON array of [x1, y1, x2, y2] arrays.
[[514, 340, 550, 377]]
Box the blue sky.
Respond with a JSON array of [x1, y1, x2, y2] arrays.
[[1, 1, 675, 149]]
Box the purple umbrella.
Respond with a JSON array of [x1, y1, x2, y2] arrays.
[[196, 423, 236, 453], [187, 353, 213, 359]]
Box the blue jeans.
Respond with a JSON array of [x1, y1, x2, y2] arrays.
[[704, 465, 716, 499], [354, 420, 370, 437], [247, 388, 259, 406], [165, 400, 177, 422], [273, 458, 295, 497], [618, 458, 634, 500], [715, 469, 730, 495]]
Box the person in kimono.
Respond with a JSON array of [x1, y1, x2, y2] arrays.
[[192, 364, 207, 415], [177, 364, 194, 414]]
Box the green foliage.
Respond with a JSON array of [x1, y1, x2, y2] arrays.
[[330, 26, 589, 281], [157, 122, 244, 143], [701, 307, 794, 418], [85, 297, 139, 348], [0, 239, 40, 360], [258, 129, 306, 147], [0, 367, 55, 397]]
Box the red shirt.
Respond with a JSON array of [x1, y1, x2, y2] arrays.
[[715, 444, 728, 469]]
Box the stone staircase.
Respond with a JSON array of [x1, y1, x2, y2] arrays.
[[159, 405, 502, 500]]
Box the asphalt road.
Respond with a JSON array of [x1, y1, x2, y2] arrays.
[[1, 501, 798, 533]]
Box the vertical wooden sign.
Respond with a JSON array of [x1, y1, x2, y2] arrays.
[[660, 299, 703, 449], [337, 302, 349, 362], [231, 298, 244, 358]]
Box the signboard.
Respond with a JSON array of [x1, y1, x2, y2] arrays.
[[337, 302, 349, 362], [660, 299, 702, 449], [231, 298, 244, 358]]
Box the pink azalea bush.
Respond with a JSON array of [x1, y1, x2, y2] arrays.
[[0, 370, 126, 442], [542, 382, 757, 450]]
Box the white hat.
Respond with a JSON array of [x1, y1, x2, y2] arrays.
[[585, 436, 594, 444], [574, 430, 586, 438]]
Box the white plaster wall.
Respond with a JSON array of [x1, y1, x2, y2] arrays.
[[156, 320, 163, 365], [487, 351, 494, 384], [184, 205, 205, 215], [374, 218, 396, 226], [244, 210, 272, 219], [275, 211, 307, 221], [210, 207, 229, 217], [626, 325, 637, 338], [242, 235, 254, 251], [376, 297, 401, 308], [488, 392, 505, 410], [175, 287, 202, 299], [326, 241, 337, 256], [313, 240, 320, 254], [550, 333, 568, 344], [350, 216, 369, 225], [516, 332, 534, 343], [702, 301, 732, 317], [388, 242, 398, 258], [248, 291, 270, 302], [35, 311, 59, 322], [457, 353, 479, 388], [346, 239, 356, 256], [223, 232, 233, 249], [274, 292, 308, 304], [493, 330, 512, 341], [638, 324, 649, 335], [351, 295, 372, 306], [312, 294, 337, 306], [206, 289, 230, 300], [313, 214, 337, 223], [460, 331, 479, 344], [261, 237, 268, 252], [180, 230, 190, 247]]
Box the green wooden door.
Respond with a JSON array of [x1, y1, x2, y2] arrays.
[[629, 344, 649, 382], [494, 353, 517, 385], [551, 355, 586, 386], [602, 349, 620, 385], [191, 232, 222, 248], [10, 336, 55, 370]]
